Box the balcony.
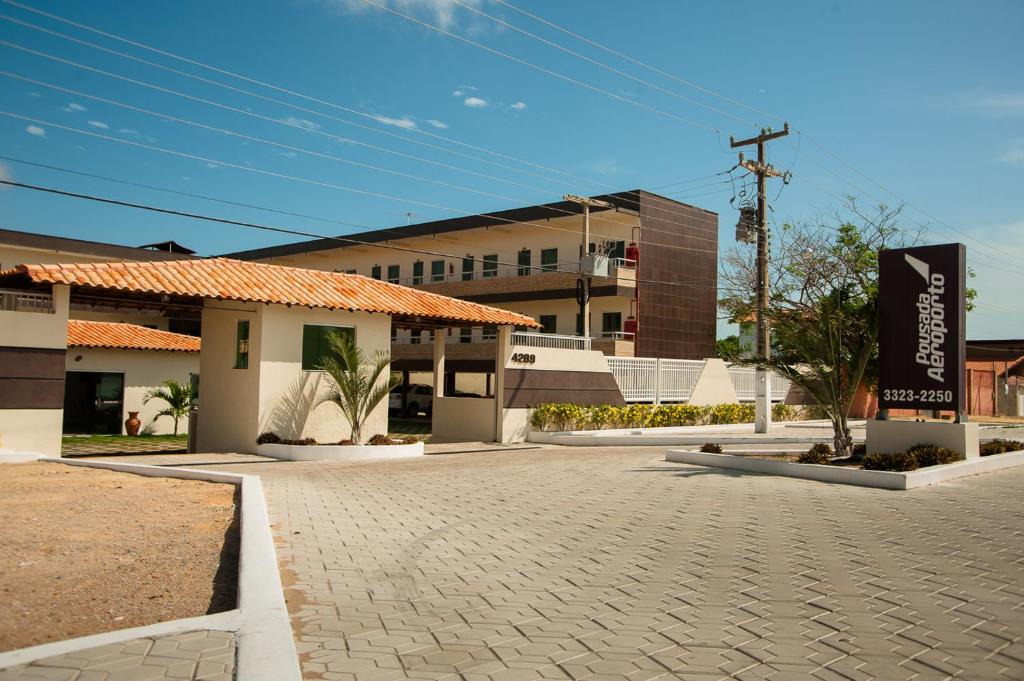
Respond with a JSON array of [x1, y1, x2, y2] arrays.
[[0, 288, 54, 314], [388, 260, 637, 301]]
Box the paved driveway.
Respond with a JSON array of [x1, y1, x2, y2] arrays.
[[212, 447, 1023, 680]]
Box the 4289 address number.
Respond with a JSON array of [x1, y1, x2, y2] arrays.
[[881, 388, 953, 403]]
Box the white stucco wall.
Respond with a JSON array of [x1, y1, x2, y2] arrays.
[[196, 301, 262, 453], [688, 358, 739, 406], [66, 347, 199, 435], [196, 301, 392, 452], [431, 396, 496, 443], [0, 284, 69, 456], [257, 305, 391, 444]]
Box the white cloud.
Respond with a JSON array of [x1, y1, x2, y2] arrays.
[[330, 0, 488, 30], [427, 119, 449, 129], [181, 175, 191, 181], [281, 116, 321, 130], [593, 158, 621, 177], [118, 128, 156, 143], [277, 151, 299, 158], [509, 101, 527, 111], [68, 102, 86, 112], [206, 162, 219, 169], [87, 120, 109, 129], [25, 125, 46, 138], [372, 114, 417, 130], [998, 138, 1024, 166], [463, 96, 488, 108], [964, 91, 1024, 117], [27, 91, 42, 98], [452, 90, 465, 97]]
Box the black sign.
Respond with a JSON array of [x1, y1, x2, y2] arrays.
[[878, 243, 966, 413]]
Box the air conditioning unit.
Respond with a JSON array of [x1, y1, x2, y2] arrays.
[[580, 254, 610, 277]]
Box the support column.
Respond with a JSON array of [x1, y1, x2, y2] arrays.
[[494, 325, 512, 442], [432, 328, 446, 398]]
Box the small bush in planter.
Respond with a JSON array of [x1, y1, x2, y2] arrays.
[[798, 443, 833, 465], [256, 432, 282, 445], [980, 439, 1024, 456], [279, 437, 317, 446], [862, 451, 919, 472], [367, 434, 394, 446], [699, 442, 723, 453], [906, 444, 962, 467], [851, 443, 866, 460], [400, 436, 420, 445]]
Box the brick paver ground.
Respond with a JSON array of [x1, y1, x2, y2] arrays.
[[198, 446, 1024, 681], [0, 630, 235, 680]]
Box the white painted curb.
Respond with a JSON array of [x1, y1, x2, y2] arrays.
[[0, 458, 301, 681], [664, 449, 1024, 490], [256, 440, 423, 461], [530, 430, 836, 447]]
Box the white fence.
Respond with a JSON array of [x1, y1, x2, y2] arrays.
[[607, 357, 705, 403], [727, 365, 792, 401], [512, 331, 592, 351]]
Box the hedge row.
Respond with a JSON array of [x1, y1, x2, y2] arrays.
[[529, 402, 800, 432]]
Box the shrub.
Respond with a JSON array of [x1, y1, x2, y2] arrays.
[[980, 439, 1024, 456], [772, 403, 798, 422], [400, 436, 420, 445], [367, 434, 394, 446], [279, 437, 317, 446], [699, 442, 723, 453], [529, 402, 761, 432], [852, 443, 866, 460], [906, 444, 963, 467], [256, 432, 282, 445], [862, 451, 919, 471], [798, 443, 833, 465]]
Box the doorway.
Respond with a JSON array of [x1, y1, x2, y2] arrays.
[[63, 371, 125, 434]]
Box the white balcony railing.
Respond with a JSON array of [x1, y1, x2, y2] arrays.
[[512, 331, 591, 350], [0, 288, 54, 314], [598, 331, 636, 341], [388, 258, 639, 287]]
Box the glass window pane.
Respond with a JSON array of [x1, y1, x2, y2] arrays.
[[387, 264, 400, 283], [431, 260, 445, 282], [413, 261, 424, 285], [483, 254, 498, 278], [302, 325, 354, 371], [517, 249, 531, 276], [541, 248, 558, 271], [371, 265, 381, 280], [235, 320, 249, 369], [462, 256, 474, 281]]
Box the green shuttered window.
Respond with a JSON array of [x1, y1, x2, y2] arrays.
[[302, 325, 355, 371]]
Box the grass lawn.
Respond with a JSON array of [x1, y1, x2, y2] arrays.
[[61, 434, 189, 456]]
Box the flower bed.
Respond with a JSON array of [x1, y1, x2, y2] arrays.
[[254, 432, 424, 461], [529, 402, 804, 432]]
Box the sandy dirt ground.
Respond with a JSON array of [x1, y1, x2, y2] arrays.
[[0, 463, 238, 652]]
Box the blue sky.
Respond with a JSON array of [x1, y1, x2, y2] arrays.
[[0, 0, 1021, 338]]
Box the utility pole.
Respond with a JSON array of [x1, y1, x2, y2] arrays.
[[730, 123, 789, 433], [565, 194, 614, 339]]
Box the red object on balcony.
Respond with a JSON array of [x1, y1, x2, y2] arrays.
[[624, 315, 638, 340], [625, 242, 640, 266]]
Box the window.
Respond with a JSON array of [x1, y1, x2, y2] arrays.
[[234, 320, 249, 369], [541, 248, 558, 271], [387, 264, 400, 284], [482, 325, 497, 341], [412, 260, 424, 285], [539, 315, 557, 334], [301, 325, 354, 371], [371, 265, 382, 280], [189, 372, 200, 408], [483, 254, 498, 278], [517, 249, 531, 276], [460, 327, 472, 344], [462, 256, 474, 281], [602, 312, 622, 337], [608, 240, 626, 260], [431, 260, 445, 283]]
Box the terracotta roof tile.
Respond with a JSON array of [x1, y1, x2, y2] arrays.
[[3, 258, 541, 328], [67, 320, 200, 352]]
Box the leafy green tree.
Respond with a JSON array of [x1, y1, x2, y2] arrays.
[[317, 331, 399, 444], [720, 202, 908, 458], [143, 379, 193, 436], [715, 335, 741, 361]]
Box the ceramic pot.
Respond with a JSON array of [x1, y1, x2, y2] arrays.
[[125, 411, 142, 436]]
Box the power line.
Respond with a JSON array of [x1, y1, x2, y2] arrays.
[[447, 0, 755, 128], [0, 111, 721, 259], [0, 179, 739, 296], [490, 0, 787, 124], [0, 40, 723, 237]]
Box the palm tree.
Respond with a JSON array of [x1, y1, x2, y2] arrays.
[[143, 379, 193, 436], [317, 331, 398, 445]]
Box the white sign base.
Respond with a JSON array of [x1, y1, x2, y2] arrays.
[[866, 420, 979, 459]]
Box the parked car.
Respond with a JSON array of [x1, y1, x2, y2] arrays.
[[389, 384, 433, 417]]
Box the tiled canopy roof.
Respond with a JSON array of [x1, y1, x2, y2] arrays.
[[966, 356, 1024, 374], [1, 258, 540, 328], [67, 320, 201, 352]]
